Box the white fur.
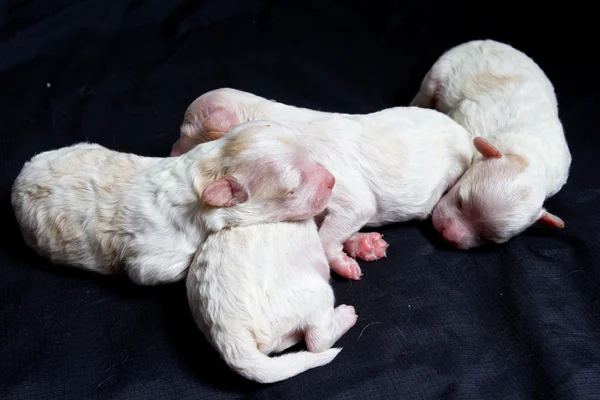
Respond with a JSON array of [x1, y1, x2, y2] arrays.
[[172, 88, 473, 279], [187, 219, 357, 384], [11, 121, 335, 285], [410, 39, 572, 248]]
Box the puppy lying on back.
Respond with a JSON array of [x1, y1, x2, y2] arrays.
[[171, 88, 473, 280], [12, 121, 335, 286], [409, 39, 571, 248], [187, 219, 357, 384]]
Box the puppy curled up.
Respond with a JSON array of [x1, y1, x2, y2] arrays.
[[410, 39, 572, 248], [187, 218, 357, 384], [12, 121, 335, 286]]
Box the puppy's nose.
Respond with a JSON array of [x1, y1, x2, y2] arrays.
[[314, 165, 335, 190], [442, 223, 468, 249], [325, 170, 335, 190]]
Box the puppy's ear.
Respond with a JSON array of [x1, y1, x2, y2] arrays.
[[202, 109, 239, 141], [201, 177, 249, 207], [473, 137, 502, 159], [537, 209, 565, 228]]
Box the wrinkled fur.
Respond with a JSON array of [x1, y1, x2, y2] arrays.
[[187, 219, 357, 384], [12, 121, 334, 285], [410, 39, 571, 248], [172, 88, 473, 279]]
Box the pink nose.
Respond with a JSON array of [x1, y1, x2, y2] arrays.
[[324, 170, 335, 190], [441, 223, 468, 248], [312, 164, 335, 190]]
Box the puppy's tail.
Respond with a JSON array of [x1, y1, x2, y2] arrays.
[[216, 329, 341, 384]]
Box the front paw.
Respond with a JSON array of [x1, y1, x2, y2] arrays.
[[343, 232, 389, 262], [329, 253, 362, 280]]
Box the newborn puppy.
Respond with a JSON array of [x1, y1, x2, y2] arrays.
[[410, 39, 571, 248], [187, 219, 357, 384], [12, 121, 335, 285], [171, 88, 473, 280]]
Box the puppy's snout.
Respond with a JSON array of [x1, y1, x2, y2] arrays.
[[441, 223, 469, 249], [315, 165, 335, 190], [324, 169, 335, 190]]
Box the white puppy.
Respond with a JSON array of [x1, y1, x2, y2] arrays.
[[11, 121, 335, 285], [409, 39, 571, 248], [171, 88, 473, 279], [187, 219, 357, 384]]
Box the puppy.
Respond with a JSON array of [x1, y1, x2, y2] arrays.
[[187, 219, 358, 384], [12, 121, 335, 285], [409, 39, 571, 248], [171, 88, 473, 280]]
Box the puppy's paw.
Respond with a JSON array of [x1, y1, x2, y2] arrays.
[[334, 304, 358, 331], [343, 232, 389, 262], [330, 254, 362, 280]]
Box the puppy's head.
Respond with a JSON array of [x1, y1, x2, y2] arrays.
[[196, 121, 335, 231], [171, 88, 266, 156], [432, 137, 564, 249]]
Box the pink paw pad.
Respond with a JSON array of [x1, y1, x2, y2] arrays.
[[343, 232, 389, 262], [330, 254, 362, 280]]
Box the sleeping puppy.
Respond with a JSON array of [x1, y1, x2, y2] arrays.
[[12, 121, 335, 285], [187, 218, 357, 384], [170, 88, 473, 280], [409, 39, 571, 248]]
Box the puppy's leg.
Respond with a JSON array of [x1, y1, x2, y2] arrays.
[[266, 332, 304, 354], [343, 232, 389, 262], [306, 305, 358, 353], [319, 195, 377, 280]]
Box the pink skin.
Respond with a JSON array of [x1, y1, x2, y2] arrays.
[[343, 232, 389, 261], [329, 255, 362, 281], [305, 164, 336, 211], [432, 204, 476, 249]]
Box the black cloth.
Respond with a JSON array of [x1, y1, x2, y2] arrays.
[[1, 1, 598, 399]]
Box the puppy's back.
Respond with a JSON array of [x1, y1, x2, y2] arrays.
[[187, 220, 337, 383], [432, 40, 570, 190], [11, 143, 156, 272], [190, 219, 330, 320]]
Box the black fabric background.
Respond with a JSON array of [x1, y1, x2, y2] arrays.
[[1, 1, 598, 399]]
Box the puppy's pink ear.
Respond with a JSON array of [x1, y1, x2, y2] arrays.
[[474, 137, 502, 159], [202, 109, 239, 141], [537, 210, 565, 229], [201, 178, 248, 207]]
